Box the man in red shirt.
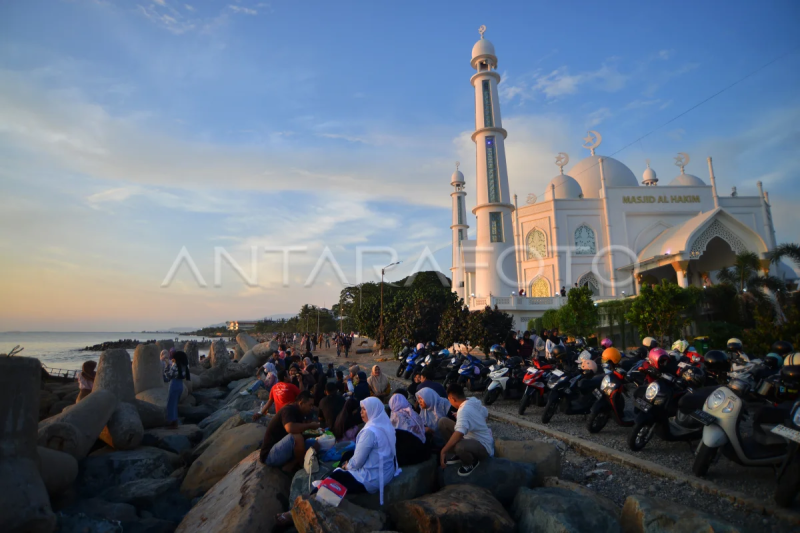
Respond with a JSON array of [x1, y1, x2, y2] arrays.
[[254, 369, 301, 419]]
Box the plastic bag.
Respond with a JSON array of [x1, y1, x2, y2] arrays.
[[316, 434, 336, 452]]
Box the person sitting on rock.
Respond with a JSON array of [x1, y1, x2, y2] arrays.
[[165, 351, 191, 429], [76, 360, 96, 402], [353, 371, 371, 401], [417, 367, 447, 398], [389, 392, 430, 466], [367, 365, 391, 402], [415, 388, 453, 446], [407, 372, 423, 399], [255, 369, 300, 419], [318, 382, 346, 429], [438, 383, 494, 477], [244, 362, 278, 395], [326, 397, 400, 502], [334, 370, 347, 395], [332, 396, 362, 442], [259, 391, 319, 472]]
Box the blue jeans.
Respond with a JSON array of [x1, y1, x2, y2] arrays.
[[265, 434, 316, 466], [167, 379, 183, 423]]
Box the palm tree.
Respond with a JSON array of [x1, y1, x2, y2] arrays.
[[770, 243, 800, 269], [716, 251, 785, 296]]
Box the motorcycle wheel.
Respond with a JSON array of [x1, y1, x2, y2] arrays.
[[484, 387, 501, 406], [586, 410, 609, 434], [541, 396, 558, 424], [518, 393, 532, 415], [775, 459, 800, 507], [628, 421, 655, 451], [692, 443, 718, 477], [403, 370, 413, 380], [396, 365, 405, 378]]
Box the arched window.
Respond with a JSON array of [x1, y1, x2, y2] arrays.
[[574, 225, 596, 255], [530, 277, 550, 297], [577, 272, 600, 295], [526, 229, 547, 259]]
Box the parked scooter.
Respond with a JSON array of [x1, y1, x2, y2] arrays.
[[586, 348, 647, 433], [518, 358, 555, 415], [396, 339, 413, 362], [398, 343, 425, 379], [456, 354, 492, 392], [484, 356, 526, 405], [416, 349, 451, 381], [773, 400, 800, 508], [542, 358, 604, 424]]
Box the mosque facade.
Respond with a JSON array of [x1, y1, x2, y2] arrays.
[[450, 28, 793, 331]]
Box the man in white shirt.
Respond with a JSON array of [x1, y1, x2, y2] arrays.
[[438, 383, 494, 477]]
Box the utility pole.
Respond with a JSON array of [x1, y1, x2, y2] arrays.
[[380, 261, 402, 348]]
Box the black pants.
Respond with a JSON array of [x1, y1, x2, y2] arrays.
[[328, 470, 366, 493]]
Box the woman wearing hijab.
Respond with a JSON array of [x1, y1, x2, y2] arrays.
[[353, 371, 371, 401], [415, 388, 453, 446], [367, 365, 391, 402], [245, 362, 278, 395], [328, 397, 400, 502], [389, 393, 430, 466], [165, 350, 191, 429], [76, 360, 97, 402], [332, 396, 362, 442]]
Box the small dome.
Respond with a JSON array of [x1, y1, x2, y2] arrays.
[[668, 173, 705, 186], [642, 165, 657, 184], [471, 38, 496, 68], [568, 155, 639, 198], [451, 169, 465, 185], [545, 174, 583, 201]]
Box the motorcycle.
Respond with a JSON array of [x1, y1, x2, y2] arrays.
[[586, 361, 648, 433], [690, 378, 788, 476], [628, 369, 702, 452], [456, 354, 492, 392], [518, 359, 555, 415], [483, 356, 526, 405], [415, 349, 451, 381], [396, 345, 412, 362], [773, 400, 800, 507], [398, 347, 424, 379], [542, 368, 603, 424]]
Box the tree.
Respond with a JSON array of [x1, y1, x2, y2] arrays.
[[556, 286, 599, 338], [626, 281, 699, 346], [598, 299, 633, 349], [770, 242, 800, 268], [716, 251, 786, 327], [467, 306, 514, 356], [540, 309, 560, 330], [438, 298, 471, 348]]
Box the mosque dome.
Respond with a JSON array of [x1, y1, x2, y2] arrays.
[[642, 165, 657, 185], [568, 155, 639, 198], [669, 173, 705, 186], [451, 169, 465, 185], [471, 38, 497, 68], [544, 174, 583, 201]]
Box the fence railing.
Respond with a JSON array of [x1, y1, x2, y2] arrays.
[[42, 364, 79, 380]]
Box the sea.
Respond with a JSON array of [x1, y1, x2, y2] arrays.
[[0, 331, 214, 371]]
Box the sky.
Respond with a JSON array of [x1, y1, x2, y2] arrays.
[[1, 0, 799, 331]]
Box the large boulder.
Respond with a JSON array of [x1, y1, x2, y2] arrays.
[[77, 447, 175, 498], [133, 344, 166, 395], [38, 389, 118, 459], [175, 451, 290, 533], [512, 487, 620, 533], [180, 423, 266, 498], [178, 403, 217, 424], [197, 407, 238, 432], [99, 402, 144, 450], [184, 341, 201, 372], [134, 398, 167, 429], [40, 389, 59, 418], [239, 340, 278, 368], [0, 357, 56, 533], [437, 456, 536, 507], [192, 388, 228, 404], [209, 340, 230, 368], [348, 456, 438, 511], [233, 345, 245, 361], [387, 484, 514, 533], [237, 332, 258, 352], [543, 477, 620, 518], [64, 497, 138, 522], [292, 496, 386, 533], [103, 476, 192, 523], [155, 339, 175, 353], [620, 495, 740, 533], [494, 438, 561, 485], [136, 382, 188, 409], [289, 463, 332, 505], [189, 414, 245, 462], [93, 348, 136, 402], [38, 446, 79, 496], [145, 424, 203, 454]]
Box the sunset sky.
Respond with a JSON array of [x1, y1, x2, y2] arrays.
[[1, 0, 799, 331]]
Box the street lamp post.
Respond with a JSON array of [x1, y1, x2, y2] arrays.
[[380, 261, 402, 349]]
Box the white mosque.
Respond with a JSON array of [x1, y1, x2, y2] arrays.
[[450, 27, 795, 331]]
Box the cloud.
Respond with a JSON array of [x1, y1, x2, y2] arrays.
[[667, 128, 685, 141], [623, 99, 662, 111], [533, 64, 628, 99], [184, 4, 194, 11], [586, 108, 613, 128], [228, 5, 258, 15]]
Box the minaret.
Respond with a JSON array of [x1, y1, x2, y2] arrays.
[[470, 26, 517, 299], [450, 162, 468, 301]]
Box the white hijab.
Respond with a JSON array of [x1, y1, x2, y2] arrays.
[[359, 397, 400, 504], [389, 394, 426, 443], [415, 388, 451, 430]]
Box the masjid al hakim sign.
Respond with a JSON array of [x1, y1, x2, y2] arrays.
[[449, 27, 797, 331]]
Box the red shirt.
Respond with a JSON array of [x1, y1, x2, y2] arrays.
[[270, 382, 300, 412]]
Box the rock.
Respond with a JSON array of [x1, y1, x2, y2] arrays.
[[77, 447, 175, 497], [180, 393, 197, 406], [226, 376, 255, 395], [239, 340, 278, 368], [134, 399, 168, 429], [58, 513, 124, 533], [348, 456, 438, 511], [49, 399, 73, 415], [494, 438, 561, 485], [145, 424, 203, 454], [38, 446, 79, 496], [209, 339, 230, 368], [289, 464, 333, 505], [93, 348, 136, 402], [387, 484, 513, 533], [99, 401, 144, 450], [437, 456, 536, 507], [63, 389, 80, 402], [234, 345, 245, 360], [237, 333, 259, 352], [197, 406, 237, 431], [180, 423, 266, 498], [122, 517, 177, 533], [156, 339, 175, 353], [512, 487, 620, 533], [40, 389, 59, 419], [175, 451, 289, 533], [179, 403, 218, 424], [221, 362, 254, 383], [137, 383, 189, 409], [0, 357, 57, 533], [620, 495, 740, 533], [65, 497, 138, 522], [542, 477, 620, 518], [189, 414, 244, 462], [292, 496, 386, 533], [103, 476, 191, 521], [38, 389, 118, 459], [225, 395, 260, 412], [133, 344, 167, 395], [192, 388, 228, 403], [184, 342, 200, 372]]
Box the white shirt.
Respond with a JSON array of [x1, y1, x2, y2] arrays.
[[454, 397, 494, 456], [345, 427, 397, 494]]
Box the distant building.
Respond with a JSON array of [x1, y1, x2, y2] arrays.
[[226, 321, 258, 331]]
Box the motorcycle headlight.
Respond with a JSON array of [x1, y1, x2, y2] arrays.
[[707, 389, 726, 410], [721, 399, 736, 414], [645, 382, 660, 401], [425, 355, 432, 364], [793, 405, 800, 427], [601, 375, 615, 392]]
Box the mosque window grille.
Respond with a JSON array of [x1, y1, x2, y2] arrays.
[[689, 219, 748, 258], [526, 228, 547, 259], [486, 136, 500, 203], [457, 196, 464, 225], [574, 225, 597, 255], [577, 272, 600, 295], [482, 80, 494, 128], [530, 277, 550, 298], [490, 212, 503, 243], [458, 229, 464, 241]]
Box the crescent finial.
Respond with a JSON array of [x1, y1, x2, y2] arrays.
[[555, 153, 570, 174], [582, 131, 602, 156], [478, 25, 486, 38], [674, 152, 690, 173]]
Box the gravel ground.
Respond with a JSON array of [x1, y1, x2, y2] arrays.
[[309, 345, 798, 532]]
